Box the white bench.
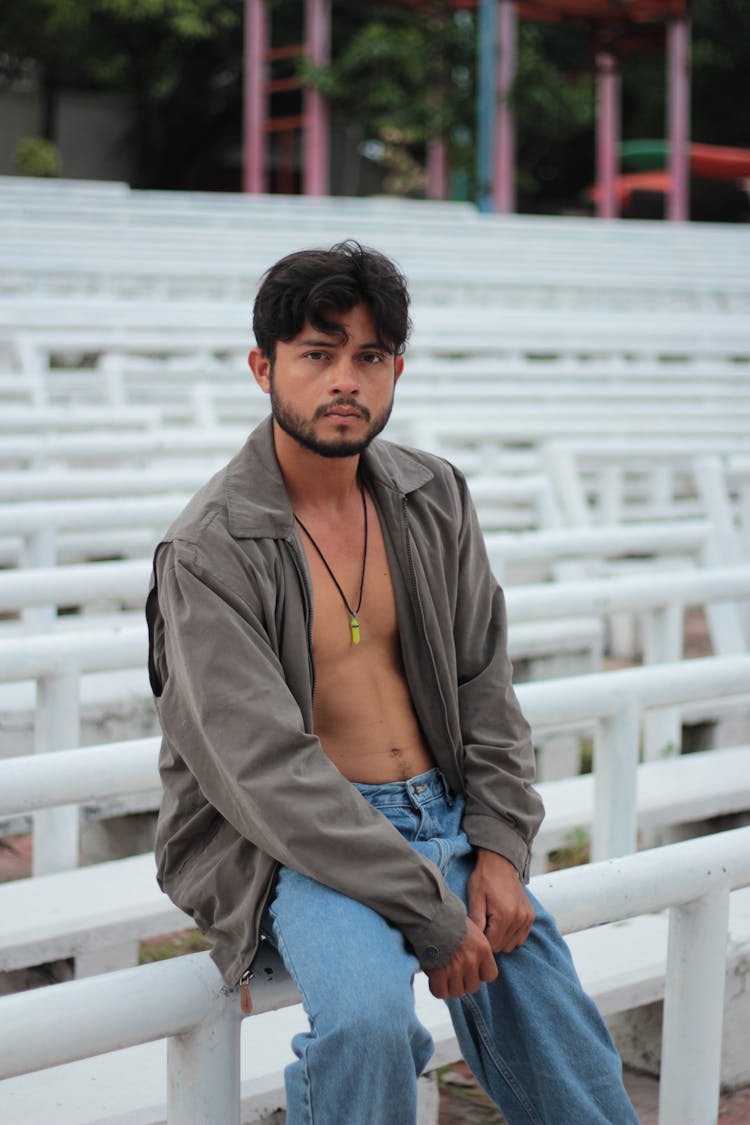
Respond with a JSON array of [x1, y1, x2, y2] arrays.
[[1, 653, 748, 977], [2, 177, 748, 313], [2, 741, 748, 982], [1, 828, 748, 1124]]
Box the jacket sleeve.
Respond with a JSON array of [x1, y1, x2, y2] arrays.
[[451, 472, 544, 881], [149, 533, 467, 969]]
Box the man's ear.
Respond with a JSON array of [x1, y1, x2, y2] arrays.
[[394, 355, 404, 384], [249, 348, 271, 394]]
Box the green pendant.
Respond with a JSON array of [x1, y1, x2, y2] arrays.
[[350, 617, 361, 645]]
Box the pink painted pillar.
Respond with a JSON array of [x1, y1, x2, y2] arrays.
[[303, 0, 330, 196], [243, 0, 268, 194], [426, 138, 449, 200], [595, 52, 621, 220], [667, 15, 691, 222], [493, 0, 517, 213]]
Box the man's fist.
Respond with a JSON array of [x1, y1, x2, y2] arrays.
[[468, 849, 535, 954], [425, 916, 498, 999]]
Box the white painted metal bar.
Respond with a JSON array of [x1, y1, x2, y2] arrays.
[[33, 672, 81, 874], [533, 826, 750, 931], [518, 653, 750, 728], [641, 603, 684, 762], [0, 468, 225, 502], [659, 883, 730, 1125], [0, 495, 190, 534], [593, 703, 640, 860], [0, 558, 150, 611], [504, 566, 750, 648], [0, 626, 145, 681], [0, 828, 747, 1123], [23, 525, 58, 629], [167, 988, 242, 1125], [0, 738, 160, 816], [0, 942, 295, 1080]]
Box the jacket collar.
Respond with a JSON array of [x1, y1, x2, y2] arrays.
[[224, 416, 434, 540]]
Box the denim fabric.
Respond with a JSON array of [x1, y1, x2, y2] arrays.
[[264, 769, 638, 1125]]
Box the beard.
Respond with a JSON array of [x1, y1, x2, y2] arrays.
[[269, 380, 395, 459]]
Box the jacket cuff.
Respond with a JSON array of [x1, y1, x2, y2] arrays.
[[402, 888, 467, 971], [462, 812, 533, 883]]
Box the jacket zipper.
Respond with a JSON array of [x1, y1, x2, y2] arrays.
[[239, 967, 254, 1014]]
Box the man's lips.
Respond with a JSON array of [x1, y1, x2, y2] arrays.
[[321, 405, 368, 420]]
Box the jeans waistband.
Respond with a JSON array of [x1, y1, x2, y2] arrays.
[[352, 767, 454, 810]]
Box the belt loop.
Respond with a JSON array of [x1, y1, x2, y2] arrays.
[[439, 770, 454, 807]]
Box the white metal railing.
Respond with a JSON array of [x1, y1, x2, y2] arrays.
[[2, 646, 749, 874], [0, 826, 747, 1125]]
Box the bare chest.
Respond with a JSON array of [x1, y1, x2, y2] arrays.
[[296, 498, 399, 664]]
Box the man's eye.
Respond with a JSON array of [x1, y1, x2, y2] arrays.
[[361, 352, 385, 364], [305, 351, 327, 361]]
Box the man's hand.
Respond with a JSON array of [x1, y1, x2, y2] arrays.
[[467, 848, 535, 954], [425, 916, 498, 999]]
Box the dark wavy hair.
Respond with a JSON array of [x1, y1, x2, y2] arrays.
[[252, 240, 412, 360]]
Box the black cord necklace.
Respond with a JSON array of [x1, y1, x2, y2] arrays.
[[294, 483, 368, 645]]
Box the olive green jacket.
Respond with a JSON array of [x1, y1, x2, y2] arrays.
[[147, 417, 543, 986]]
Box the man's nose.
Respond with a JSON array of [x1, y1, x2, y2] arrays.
[[328, 357, 360, 395]]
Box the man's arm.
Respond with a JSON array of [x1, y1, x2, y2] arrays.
[[424, 850, 534, 999], [451, 470, 544, 928], [149, 534, 468, 971]]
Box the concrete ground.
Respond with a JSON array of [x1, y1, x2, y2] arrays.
[[437, 1060, 750, 1124]]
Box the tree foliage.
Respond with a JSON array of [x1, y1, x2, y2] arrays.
[[1, 0, 748, 208]]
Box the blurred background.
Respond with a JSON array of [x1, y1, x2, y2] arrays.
[[1, 0, 748, 220]]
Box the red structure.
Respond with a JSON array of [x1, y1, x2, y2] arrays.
[[242, 0, 691, 219], [243, 0, 330, 196]]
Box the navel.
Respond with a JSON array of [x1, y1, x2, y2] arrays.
[[390, 746, 412, 781]]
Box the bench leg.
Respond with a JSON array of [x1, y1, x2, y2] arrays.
[[167, 989, 241, 1125], [416, 1071, 440, 1125]]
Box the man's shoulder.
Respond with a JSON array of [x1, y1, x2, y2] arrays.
[[160, 463, 233, 549], [157, 418, 290, 554]]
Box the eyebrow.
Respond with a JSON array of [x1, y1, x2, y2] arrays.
[[297, 338, 389, 351]]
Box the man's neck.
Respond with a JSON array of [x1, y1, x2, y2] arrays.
[[272, 421, 363, 515]]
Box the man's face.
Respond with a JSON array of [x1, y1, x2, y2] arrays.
[[249, 303, 403, 458]]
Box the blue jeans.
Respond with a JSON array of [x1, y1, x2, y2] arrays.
[[263, 769, 637, 1125]]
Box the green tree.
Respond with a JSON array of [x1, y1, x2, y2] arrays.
[[0, 0, 244, 187], [2, 0, 749, 208]]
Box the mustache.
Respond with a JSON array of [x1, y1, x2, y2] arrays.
[[314, 397, 371, 422]]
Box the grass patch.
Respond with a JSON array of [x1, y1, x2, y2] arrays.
[[547, 826, 591, 871], [139, 929, 213, 964]]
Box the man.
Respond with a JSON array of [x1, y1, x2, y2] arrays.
[[147, 241, 637, 1124]]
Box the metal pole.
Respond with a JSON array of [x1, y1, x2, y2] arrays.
[[595, 52, 620, 220], [243, 0, 268, 194], [303, 0, 330, 196], [593, 701, 640, 860], [642, 603, 683, 762], [33, 672, 81, 874], [494, 0, 517, 213], [659, 883, 730, 1123], [426, 137, 449, 200], [476, 0, 496, 212], [167, 987, 242, 1125], [23, 525, 57, 632], [666, 15, 691, 222]]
